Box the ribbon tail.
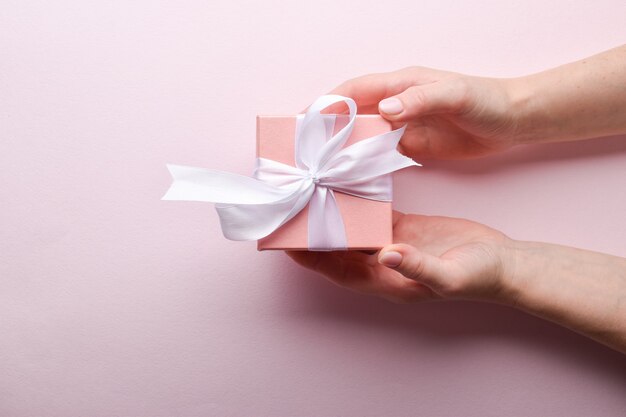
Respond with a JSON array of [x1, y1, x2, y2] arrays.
[[162, 164, 292, 204], [163, 163, 313, 241], [216, 183, 314, 241], [307, 187, 347, 250]]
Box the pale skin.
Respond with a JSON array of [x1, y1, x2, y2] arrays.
[[287, 45, 626, 353]]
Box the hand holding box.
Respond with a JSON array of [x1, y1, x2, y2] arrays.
[[162, 95, 420, 251]]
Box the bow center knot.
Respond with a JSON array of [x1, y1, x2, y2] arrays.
[[307, 172, 322, 185]]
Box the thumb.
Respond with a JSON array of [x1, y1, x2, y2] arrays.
[[378, 244, 448, 289], [377, 80, 467, 121]]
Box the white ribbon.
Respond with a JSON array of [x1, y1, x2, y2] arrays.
[[162, 95, 420, 250]]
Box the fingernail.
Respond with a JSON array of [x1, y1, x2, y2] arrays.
[[379, 251, 403, 267], [378, 98, 403, 115]]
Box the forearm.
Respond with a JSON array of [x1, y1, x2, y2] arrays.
[[509, 44, 626, 144], [504, 241, 626, 352]]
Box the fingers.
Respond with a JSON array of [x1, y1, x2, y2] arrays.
[[285, 250, 322, 270], [378, 243, 448, 291], [286, 250, 373, 291], [326, 67, 451, 113], [285, 250, 436, 302], [315, 66, 462, 119], [327, 70, 421, 114], [318, 101, 352, 115], [328, 74, 394, 113], [378, 78, 470, 122]]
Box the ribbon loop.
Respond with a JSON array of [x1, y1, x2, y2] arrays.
[[162, 95, 420, 250]]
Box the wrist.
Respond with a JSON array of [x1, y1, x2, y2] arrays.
[[497, 239, 626, 352], [503, 76, 544, 146], [495, 239, 542, 308], [470, 237, 532, 306]]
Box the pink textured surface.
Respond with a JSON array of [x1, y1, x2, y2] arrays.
[[257, 115, 393, 250], [1, 1, 626, 416]]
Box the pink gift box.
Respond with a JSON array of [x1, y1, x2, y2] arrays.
[[256, 114, 394, 251]]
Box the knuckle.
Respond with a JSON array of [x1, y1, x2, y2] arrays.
[[334, 78, 356, 93], [405, 85, 428, 109], [448, 77, 473, 112], [356, 72, 380, 84], [403, 256, 426, 280], [335, 73, 380, 94], [399, 65, 425, 76], [335, 73, 374, 92]]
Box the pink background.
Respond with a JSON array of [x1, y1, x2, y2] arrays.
[[1, 1, 626, 416]]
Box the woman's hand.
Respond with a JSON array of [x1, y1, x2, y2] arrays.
[[291, 46, 626, 351], [327, 67, 523, 159], [327, 45, 626, 159], [287, 211, 626, 353], [287, 211, 518, 304]]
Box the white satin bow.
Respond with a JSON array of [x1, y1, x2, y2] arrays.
[[162, 95, 420, 250]]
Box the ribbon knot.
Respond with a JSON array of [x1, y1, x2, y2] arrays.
[[309, 173, 321, 184], [162, 95, 420, 250]]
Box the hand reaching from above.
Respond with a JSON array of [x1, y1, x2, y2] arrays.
[[328, 67, 522, 159], [327, 45, 626, 160]]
